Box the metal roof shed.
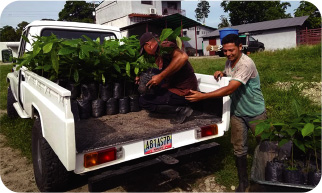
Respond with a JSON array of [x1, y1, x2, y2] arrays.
[[202, 16, 309, 39], [121, 13, 201, 32], [121, 13, 202, 55]]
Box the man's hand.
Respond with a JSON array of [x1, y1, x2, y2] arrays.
[[135, 76, 140, 85], [185, 90, 205, 102], [146, 74, 162, 89], [214, 71, 224, 81]]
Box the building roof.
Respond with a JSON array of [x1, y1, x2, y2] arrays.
[[121, 13, 202, 31], [184, 25, 217, 31], [202, 16, 309, 38], [26, 20, 120, 32]]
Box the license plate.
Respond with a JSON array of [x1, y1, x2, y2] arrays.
[[144, 134, 172, 155]]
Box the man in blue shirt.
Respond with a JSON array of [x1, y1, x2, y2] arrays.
[[186, 34, 267, 192]]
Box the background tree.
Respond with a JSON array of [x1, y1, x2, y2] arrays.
[[294, 1, 321, 29], [220, 1, 291, 25], [15, 21, 29, 38], [58, 1, 96, 23], [195, 0, 210, 25], [218, 15, 231, 29], [0, 26, 19, 41]]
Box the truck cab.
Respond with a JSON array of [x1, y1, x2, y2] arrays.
[[239, 34, 265, 53], [215, 33, 265, 57]]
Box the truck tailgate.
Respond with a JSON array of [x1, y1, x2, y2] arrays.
[[75, 108, 221, 153]]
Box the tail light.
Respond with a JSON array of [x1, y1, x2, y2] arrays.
[[84, 147, 122, 168], [196, 124, 218, 138]]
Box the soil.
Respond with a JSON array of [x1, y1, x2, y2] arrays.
[[0, 108, 227, 192], [274, 82, 322, 106], [1, 82, 319, 192]]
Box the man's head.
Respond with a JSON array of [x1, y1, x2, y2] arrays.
[[222, 34, 242, 62], [139, 32, 159, 56]]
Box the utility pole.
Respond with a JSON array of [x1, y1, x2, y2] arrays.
[[92, 1, 96, 24]]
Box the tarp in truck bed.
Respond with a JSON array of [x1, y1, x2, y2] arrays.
[[75, 99, 222, 153]]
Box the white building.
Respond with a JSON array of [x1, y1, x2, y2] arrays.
[[96, 1, 184, 37], [183, 25, 216, 56], [0, 42, 19, 62], [202, 16, 309, 56]]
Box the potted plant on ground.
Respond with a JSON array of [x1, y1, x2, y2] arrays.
[[299, 113, 321, 186]]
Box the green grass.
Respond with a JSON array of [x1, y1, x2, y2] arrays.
[[0, 64, 33, 160], [189, 44, 321, 189], [190, 44, 321, 122], [0, 64, 12, 109], [0, 114, 33, 161], [0, 44, 321, 190]]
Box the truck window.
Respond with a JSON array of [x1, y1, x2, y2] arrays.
[[41, 29, 117, 44], [239, 37, 246, 45], [18, 27, 30, 58], [249, 36, 256, 42]]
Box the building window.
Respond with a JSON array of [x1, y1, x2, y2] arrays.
[[197, 31, 200, 35], [141, 1, 153, 5], [183, 31, 187, 36], [167, 2, 177, 10]]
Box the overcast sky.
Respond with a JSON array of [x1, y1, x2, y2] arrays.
[[0, 0, 320, 29]]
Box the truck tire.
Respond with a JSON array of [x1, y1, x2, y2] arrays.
[[7, 86, 18, 118], [258, 47, 264, 52], [32, 116, 73, 192]]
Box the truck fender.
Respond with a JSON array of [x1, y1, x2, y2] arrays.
[[7, 72, 19, 101], [31, 103, 45, 138]]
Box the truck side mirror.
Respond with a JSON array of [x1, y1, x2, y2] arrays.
[[1, 49, 13, 63]]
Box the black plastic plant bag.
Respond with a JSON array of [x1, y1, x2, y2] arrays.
[[125, 82, 139, 96], [66, 83, 80, 100], [77, 99, 92, 119], [308, 171, 321, 186], [119, 96, 130, 114], [138, 69, 159, 95], [113, 82, 123, 99], [106, 98, 118, 115], [92, 99, 106, 118], [265, 159, 284, 182], [129, 95, 140, 112], [81, 83, 98, 101], [283, 168, 304, 184], [70, 100, 80, 122], [56, 79, 67, 88], [99, 84, 113, 101]]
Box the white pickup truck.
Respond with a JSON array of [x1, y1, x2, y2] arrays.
[[6, 20, 231, 192]]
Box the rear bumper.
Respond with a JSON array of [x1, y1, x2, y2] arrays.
[[87, 141, 220, 192]]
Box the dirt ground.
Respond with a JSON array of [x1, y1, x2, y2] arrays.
[[0, 107, 227, 192], [1, 82, 320, 192], [0, 133, 227, 192]]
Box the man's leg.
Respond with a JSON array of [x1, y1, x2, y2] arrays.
[[139, 89, 192, 124], [246, 110, 268, 143], [230, 115, 249, 192]]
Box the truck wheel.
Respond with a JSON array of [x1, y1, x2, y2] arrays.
[[258, 47, 264, 52], [32, 116, 73, 192], [7, 86, 18, 118]]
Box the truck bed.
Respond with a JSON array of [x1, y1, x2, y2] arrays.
[[75, 99, 222, 153]]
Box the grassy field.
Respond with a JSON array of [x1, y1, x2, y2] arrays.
[[0, 44, 321, 189], [188, 44, 320, 188]]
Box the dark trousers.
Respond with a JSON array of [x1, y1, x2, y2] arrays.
[[230, 110, 268, 157], [139, 88, 189, 112]]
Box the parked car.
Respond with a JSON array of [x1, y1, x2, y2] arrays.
[[240, 35, 265, 53], [216, 34, 265, 57]]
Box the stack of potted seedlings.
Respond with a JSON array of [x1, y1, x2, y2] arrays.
[[255, 109, 321, 187], [16, 27, 190, 121], [16, 34, 155, 120]]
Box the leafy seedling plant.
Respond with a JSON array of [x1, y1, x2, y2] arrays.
[[255, 112, 321, 171]]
